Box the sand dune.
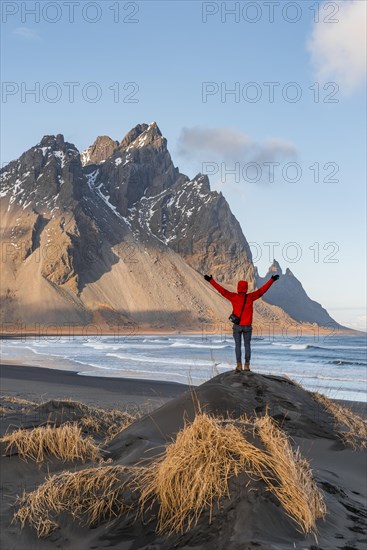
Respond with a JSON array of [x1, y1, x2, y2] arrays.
[[0, 366, 366, 549]]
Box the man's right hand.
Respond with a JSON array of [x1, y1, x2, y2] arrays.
[[271, 274, 279, 281], [204, 274, 213, 282]]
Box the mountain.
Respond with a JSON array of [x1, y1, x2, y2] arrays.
[[81, 136, 119, 166], [256, 260, 339, 327], [0, 122, 343, 332]]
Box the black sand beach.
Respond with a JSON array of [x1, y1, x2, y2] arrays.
[[0, 362, 188, 412], [1, 361, 366, 550], [0, 361, 365, 416]]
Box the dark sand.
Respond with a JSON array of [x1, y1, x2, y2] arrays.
[[0, 361, 365, 416], [0, 362, 188, 412], [1, 362, 366, 550]]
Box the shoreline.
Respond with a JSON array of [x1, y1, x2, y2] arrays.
[[1, 326, 365, 338], [1, 361, 366, 416], [0, 362, 189, 413]]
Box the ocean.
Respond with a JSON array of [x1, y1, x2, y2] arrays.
[[1, 333, 366, 403]]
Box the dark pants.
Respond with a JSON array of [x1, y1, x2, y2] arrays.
[[233, 324, 252, 363]]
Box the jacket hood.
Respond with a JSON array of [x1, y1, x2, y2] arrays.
[[237, 280, 248, 293]]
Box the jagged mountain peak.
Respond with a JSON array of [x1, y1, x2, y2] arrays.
[[0, 134, 85, 213], [38, 133, 65, 148], [192, 173, 211, 193], [87, 122, 176, 213], [144, 120, 162, 137], [36, 134, 79, 155], [120, 121, 164, 151], [81, 136, 119, 167], [119, 123, 147, 148], [257, 261, 340, 327], [267, 259, 282, 274], [0, 124, 344, 330]]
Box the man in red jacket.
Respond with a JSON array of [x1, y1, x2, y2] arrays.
[[204, 274, 279, 372]]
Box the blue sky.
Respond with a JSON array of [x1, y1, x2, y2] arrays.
[[1, 0, 366, 330]]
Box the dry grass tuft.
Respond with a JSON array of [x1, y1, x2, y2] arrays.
[[136, 414, 249, 534], [0, 395, 36, 407], [79, 407, 138, 443], [9, 409, 326, 540], [255, 414, 326, 535], [0, 423, 101, 463], [311, 392, 367, 449], [0, 406, 11, 415], [135, 412, 326, 537], [44, 399, 139, 442], [13, 465, 133, 537]]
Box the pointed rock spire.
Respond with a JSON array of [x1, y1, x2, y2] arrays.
[[81, 136, 119, 166], [268, 259, 282, 275], [120, 122, 165, 151], [120, 123, 149, 148]]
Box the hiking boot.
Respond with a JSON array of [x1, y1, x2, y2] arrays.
[[235, 362, 242, 373], [243, 362, 250, 371]]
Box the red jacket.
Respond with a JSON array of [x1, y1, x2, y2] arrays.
[[210, 278, 274, 326]]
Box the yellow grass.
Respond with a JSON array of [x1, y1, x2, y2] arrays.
[[13, 465, 132, 537], [10, 409, 326, 539], [0, 423, 101, 463], [43, 399, 140, 443], [255, 414, 326, 536], [311, 392, 367, 449], [135, 412, 325, 536], [135, 413, 267, 534], [79, 407, 138, 443], [0, 395, 36, 407]]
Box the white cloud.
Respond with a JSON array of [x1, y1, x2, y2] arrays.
[[13, 27, 41, 41], [176, 126, 297, 164], [307, 1, 366, 95]]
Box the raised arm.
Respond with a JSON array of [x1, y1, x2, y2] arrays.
[[250, 274, 279, 301], [204, 274, 236, 301]]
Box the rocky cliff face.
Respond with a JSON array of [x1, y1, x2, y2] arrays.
[[0, 134, 102, 295], [81, 136, 119, 166], [88, 122, 179, 211], [0, 123, 342, 331], [1, 134, 84, 211], [84, 122, 255, 285], [125, 173, 255, 285]]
